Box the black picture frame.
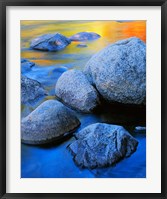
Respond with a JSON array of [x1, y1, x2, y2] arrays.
[[0, 0, 166, 198]]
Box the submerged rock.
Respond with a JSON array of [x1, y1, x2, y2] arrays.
[[77, 43, 87, 48], [30, 33, 71, 51], [135, 126, 146, 132], [69, 123, 138, 169], [21, 75, 46, 104], [21, 58, 35, 74], [55, 69, 100, 113], [69, 32, 100, 41], [21, 100, 80, 145], [116, 20, 133, 23], [21, 58, 32, 64], [84, 37, 146, 105]]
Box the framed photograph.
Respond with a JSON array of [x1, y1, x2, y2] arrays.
[[0, 0, 166, 198]]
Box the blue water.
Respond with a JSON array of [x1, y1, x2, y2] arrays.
[[21, 112, 146, 178], [21, 20, 146, 178], [21, 78, 146, 178], [21, 54, 146, 178]]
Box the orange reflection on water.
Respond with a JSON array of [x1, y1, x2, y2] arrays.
[[88, 21, 146, 43], [122, 21, 146, 42], [21, 20, 146, 66], [21, 20, 146, 45]]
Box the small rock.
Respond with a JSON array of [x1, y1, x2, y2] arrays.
[[21, 75, 46, 104], [77, 44, 87, 48], [21, 58, 35, 74], [135, 126, 146, 131], [116, 20, 133, 23], [21, 58, 29, 63], [55, 69, 100, 113], [30, 33, 71, 51], [84, 37, 146, 105], [69, 123, 138, 169], [21, 100, 80, 144], [70, 32, 100, 41]]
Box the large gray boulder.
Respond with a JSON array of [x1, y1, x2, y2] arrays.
[[69, 123, 138, 169], [69, 32, 100, 41], [55, 69, 100, 113], [84, 37, 146, 105], [30, 33, 71, 51], [21, 75, 46, 104], [21, 100, 80, 145]]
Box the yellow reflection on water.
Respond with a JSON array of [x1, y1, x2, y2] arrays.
[[30, 59, 72, 66], [21, 20, 146, 66]]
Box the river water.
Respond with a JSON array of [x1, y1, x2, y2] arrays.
[[21, 20, 146, 178]]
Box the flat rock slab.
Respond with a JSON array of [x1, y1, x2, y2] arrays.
[[84, 37, 146, 105], [69, 123, 138, 169], [55, 69, 100, 113], [69, 32, 101, 41], [21, 100, 80, 145], [21, 75, 46, 104], [30, 33, 71, 51]]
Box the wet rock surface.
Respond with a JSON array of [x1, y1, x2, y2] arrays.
[[30, 33, 71, 51], [69, 123, 138, 169], [21, 21, 146, 178], [84, 37, 146, 105], [21, 59, 35, 74], [21, 100, 80, 145], [69, 32, 101, 41], [21, 75, 46, 104], [55, 69, 100, 113]]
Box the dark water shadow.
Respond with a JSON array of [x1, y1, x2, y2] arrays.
[[93, 98, 146, 127]]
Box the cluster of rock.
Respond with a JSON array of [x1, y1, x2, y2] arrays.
[[55, 37, 146, 113], [30, 32, 101, 51], [21, 35, 146, 169], [21, 98, 138, 167]]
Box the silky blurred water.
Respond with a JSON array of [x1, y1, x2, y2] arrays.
[[21, 20, 146, 178]]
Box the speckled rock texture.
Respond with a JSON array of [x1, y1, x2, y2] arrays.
[[21, 100, 80, 145], [21, 75, 46, 104], [69, 123, 138, 169], [69, 32, 101, 41], [55, 69, 100, 113], [84, 37, 146, 105], [30, 33, 71, 51], [21, 58, 35, 74]]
